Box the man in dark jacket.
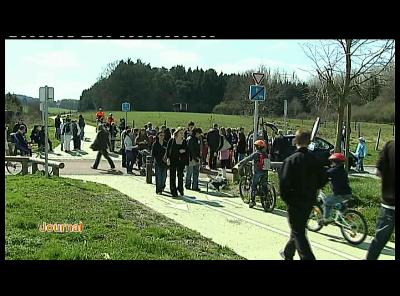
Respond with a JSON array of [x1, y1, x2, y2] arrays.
[[90, 124, 115, 170], [366, 140, 395, 260], [271, 130, 289, 161], [279, 130, 328, 260], [55, 114, 62, 140], [207, 123, 220, 170], [185, 128, 203, 191]]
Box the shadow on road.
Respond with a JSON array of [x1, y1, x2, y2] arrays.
[[313, 231, 395, 257]]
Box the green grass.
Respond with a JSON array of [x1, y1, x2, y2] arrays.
[[229, 172, 394, 242], [48, 107, 76, 115], [5, 175, 244, 260], [75, 111, 394, 165]]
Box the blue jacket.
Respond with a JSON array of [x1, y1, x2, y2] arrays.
[[327, 165, 352, 196], [355, 142, 367, 158]]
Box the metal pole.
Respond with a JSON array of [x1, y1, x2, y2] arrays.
[[345, 103, 351, 172], [375, 128, 381, 151], [44, 86, 49, 177], [253, 101, 259, 143], [125, 111, 128, 129]]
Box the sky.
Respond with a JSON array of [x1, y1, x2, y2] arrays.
[[5, 39, 319, 100]]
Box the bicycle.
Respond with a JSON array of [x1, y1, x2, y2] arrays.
[[5, 146, 53, 175], [238, 162, 276, 212], [306, 190, 368, 245]]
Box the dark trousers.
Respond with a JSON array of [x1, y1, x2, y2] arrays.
[[121, 149, 126, 167], [283, 204, 316, 260], [93, 149, 115, 169], [366, 206, 395, 260], [125, 150, 134, 173], [155, 164, 167, 193], [110, 140, 116, 152], [209, 148, 218, 170], [73, 136, 81, 150], [170, 163, 185, 195]]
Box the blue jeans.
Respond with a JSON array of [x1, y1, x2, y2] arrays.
[[80, 128, 85, 140], [356, 157, 364, 171], [238, 153, 245, 162], [366, 206, 395, 260], [185, 164, 200, 190], [251, 171, 267, 201], [323, 194, 351, 220], [155, 164, 167, 193]]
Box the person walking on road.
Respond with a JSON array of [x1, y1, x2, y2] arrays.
[[366, 140, 395, 260], [185, 128, 203, 191], [151, 131, 168, 194], [90, 124, 115, 171], [279, 130, 328, 260], [166, 127, 189, 197], [71, 120, 81, 151]]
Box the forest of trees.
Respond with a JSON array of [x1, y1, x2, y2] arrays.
[[75, 58, 394, 123]]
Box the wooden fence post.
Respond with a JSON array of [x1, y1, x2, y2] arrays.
[[132, 120, 135, 128], [375, 128, 381, 151], [354, 121, 357, 131], [358, 123, 361, 138]]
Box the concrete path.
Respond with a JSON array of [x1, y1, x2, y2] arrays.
[[65, 173, 395, 260]]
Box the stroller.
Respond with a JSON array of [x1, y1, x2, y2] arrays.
[[138, 149, 151, 176]]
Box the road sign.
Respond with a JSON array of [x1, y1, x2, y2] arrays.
[[39, 87, 54, 102], [122, 102, 131, 112], [249, 85, 266, 101], [252, 73, 265, 85]]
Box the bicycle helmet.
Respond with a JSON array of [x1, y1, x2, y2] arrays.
[[254, 139, 267, 148], [109, 113, 113, 116], [329, 153, 346, 162]]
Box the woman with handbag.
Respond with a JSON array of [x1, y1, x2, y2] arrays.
[[165, 127, 189, 197], [151, 131, 168, 194]]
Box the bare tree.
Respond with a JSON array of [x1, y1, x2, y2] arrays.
[[302, 39, 395, 152]]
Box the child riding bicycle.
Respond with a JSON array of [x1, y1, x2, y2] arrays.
[[237, 139, 270, 208], [321, 152, 352, 225]]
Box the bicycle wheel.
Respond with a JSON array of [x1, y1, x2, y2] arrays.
[[339, 209, 368, 245], [6, 161, 23, 175], [306, 205, 323, 232], [239, 175, 252, 204], [261, 183, 276, 212], [37, 163, 53, 175]]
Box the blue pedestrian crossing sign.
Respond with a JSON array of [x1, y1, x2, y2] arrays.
[[122, 102, 131, 112], [249, 85, 266, 101]]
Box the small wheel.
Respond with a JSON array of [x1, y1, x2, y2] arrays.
[[340, 209, 368, 245], [6, 161, 23, 175], [239, 175, 252, 204], [307, 205, 323, 232], [37, 164, 53, 175], [261, 184, 276, 212]]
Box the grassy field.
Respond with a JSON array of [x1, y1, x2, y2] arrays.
[[73, 111, 394, 165], [48, 107, 76, 115], [5, 175, 243, 260], [226, 172, 394, 242]]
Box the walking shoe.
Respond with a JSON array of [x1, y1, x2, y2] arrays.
[[249, 201, 256, 208], [279, 250, 293, 260], [185, 186, 191, 190], [179, 191, 184, 196], [193, 188, 201, 192], [91, 166, 97, 169]]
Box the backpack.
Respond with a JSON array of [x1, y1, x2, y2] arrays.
[[257, 152, 270, 171]]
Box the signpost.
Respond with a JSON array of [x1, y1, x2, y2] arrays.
[[121, 102, 131, 128], [249, 73, 266, 145], [284, 99, 288, 126], [39, 86, 54, 177]]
